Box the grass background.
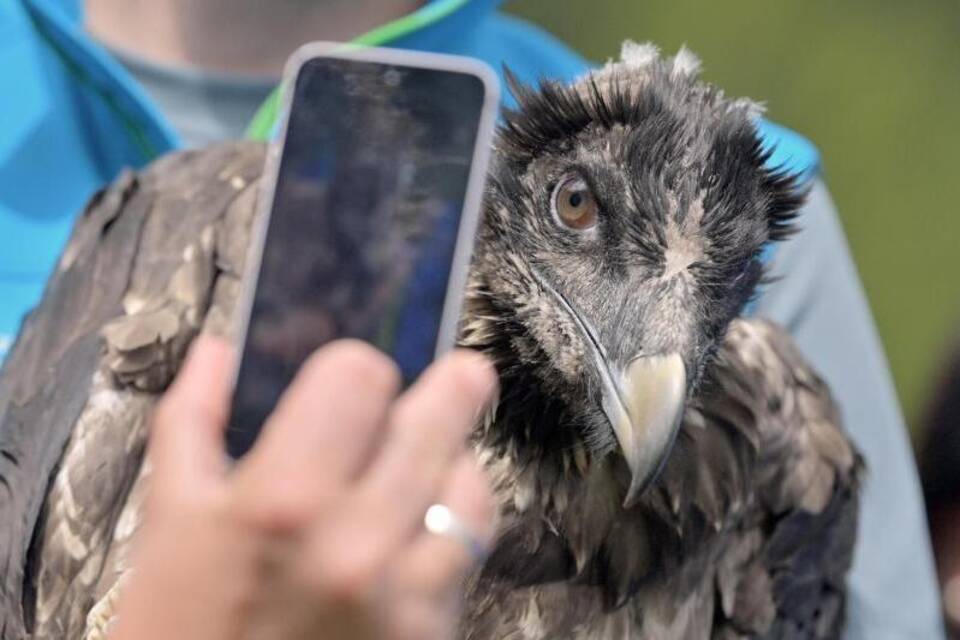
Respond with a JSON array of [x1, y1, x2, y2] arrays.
[[507, 0, 960, 443]]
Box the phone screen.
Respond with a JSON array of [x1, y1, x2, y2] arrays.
[[227, 53, 491, 458]]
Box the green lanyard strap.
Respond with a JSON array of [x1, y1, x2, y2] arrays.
[[245, 0, 469, 141]]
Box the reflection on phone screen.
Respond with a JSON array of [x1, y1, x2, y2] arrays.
[[227, 56, 487, 458]]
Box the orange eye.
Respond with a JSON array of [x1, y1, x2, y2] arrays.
[[552, 177, 599, 231]]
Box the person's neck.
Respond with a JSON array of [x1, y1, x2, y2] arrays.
[[86, 0, 422, 76]]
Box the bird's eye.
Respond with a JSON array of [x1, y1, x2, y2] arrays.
[[551, 176, 599, 231]]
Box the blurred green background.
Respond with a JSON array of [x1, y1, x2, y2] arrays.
[[508, 0, 960, 443]]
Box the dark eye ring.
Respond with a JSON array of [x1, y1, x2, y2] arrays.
[[550, 175, 599, 231]]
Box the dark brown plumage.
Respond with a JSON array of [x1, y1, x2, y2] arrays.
[[0, 144, 265, 640], [459, 318, 861, 639], [455, 44, 861, 638], [0, 45, 862, 640]]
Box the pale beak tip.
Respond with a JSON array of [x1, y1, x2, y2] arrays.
[[622, 482, 644, 509], [621, 464, 660, 508], [609, 352, 686, 509]]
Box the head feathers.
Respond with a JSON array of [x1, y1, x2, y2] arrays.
[[498, 43, 804, 245]]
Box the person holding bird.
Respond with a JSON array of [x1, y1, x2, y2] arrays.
[[0, 1, 944, 638]]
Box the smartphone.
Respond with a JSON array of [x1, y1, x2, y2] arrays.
[[225, 44, 499, 458]]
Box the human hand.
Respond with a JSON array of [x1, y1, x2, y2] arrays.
[[109, 335, 497, 640]]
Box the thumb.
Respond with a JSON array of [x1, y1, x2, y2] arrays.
[[150, 334, 235, 488]]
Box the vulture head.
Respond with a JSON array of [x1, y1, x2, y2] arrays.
[[463, 43, 805, 507]]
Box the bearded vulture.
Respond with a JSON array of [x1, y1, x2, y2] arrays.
[[0, 44, 861, 640]]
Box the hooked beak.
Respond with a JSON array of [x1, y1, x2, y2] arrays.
[[531, 270, 687, 507], [600, 354, 686, 507]]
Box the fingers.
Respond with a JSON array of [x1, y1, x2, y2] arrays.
[[144, 340, 498, 640], [294, 451, 494, 640], [392, 454, 494, 600], [389, 597, 457, 640], [354, 350, 497, 546], [150, 334, 235, 488], [285, 351, 496, 613], [386, 454, 494, 640], [439, 453, 496, 548], [234, 340, 401, 532]]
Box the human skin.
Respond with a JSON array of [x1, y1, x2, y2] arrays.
[[85, 0, 422, 74], [109, 336, 497, 640]]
